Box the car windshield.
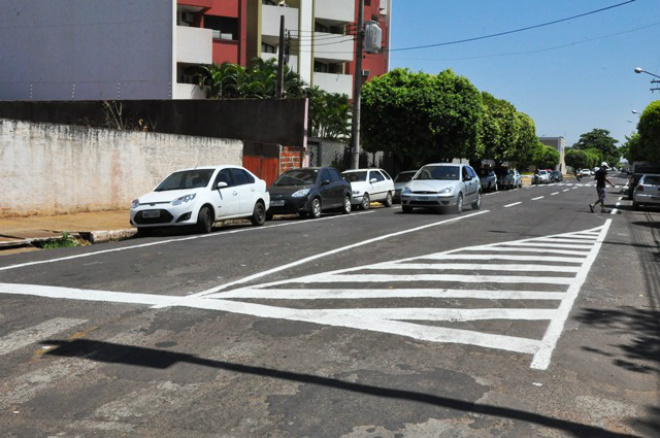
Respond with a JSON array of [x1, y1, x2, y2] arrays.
[[476, 168, 490, 177], [272, 169, 318, 186], [395, 172, 415, 183], [415, 166, 460, 181], [155, 169, 214, 191], [494, 168, 508, 176], [539, 170, 548, 175], [343, 171, 367, 182]]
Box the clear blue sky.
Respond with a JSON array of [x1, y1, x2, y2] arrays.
[[388, 0, 660, 150]]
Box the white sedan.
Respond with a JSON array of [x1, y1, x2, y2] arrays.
[[342, 168, 395, 210], [130, 165, 270, 236]]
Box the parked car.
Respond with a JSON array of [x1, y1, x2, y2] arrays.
[[342, 168, 395, 210], [532, 169, 551, 184], [393, 170, 417, 203], [633, 174, 660, 210], [400, 163, 481, 214], [267, 167, 352, 219], [495, 167, 522, 189], [475, 167, 498, 192], [626, 165, 660, 199], [130, 165, 269, 236], [578, 168, 592, 177], [550, 170, 563, 182]]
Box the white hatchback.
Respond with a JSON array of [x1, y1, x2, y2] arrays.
[[130, 165, 270, 236], [342, 168, 395, 210]]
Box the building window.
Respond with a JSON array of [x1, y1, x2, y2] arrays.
[[204, 16, 238, 41], [262, 43, 277, 54]]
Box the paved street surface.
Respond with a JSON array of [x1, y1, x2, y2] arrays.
[[0, 175, 658, 437]]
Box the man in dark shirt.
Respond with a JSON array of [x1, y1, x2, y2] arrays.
[[589, 162, 616, 213]]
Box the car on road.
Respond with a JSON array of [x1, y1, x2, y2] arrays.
[[626, 165, 660, 199], [476, 167, 498, 192], [578, 169, 592, 177], [632, 174, 660, 210], [393, 170, 417, 203], [342, 168, 395, 210], [533, 169, 551, 184], [130, 165, 269, 236], [550, 170, 563, 182], [400, 163, 481, 214], [495, 167, 522, 189], [267, 167, 352, 219]]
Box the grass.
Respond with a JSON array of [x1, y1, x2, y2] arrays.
[[39, 232, 82, 249]]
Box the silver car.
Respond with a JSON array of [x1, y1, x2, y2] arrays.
[[400, 163, 482, 214], [632, 174, 660, 210]]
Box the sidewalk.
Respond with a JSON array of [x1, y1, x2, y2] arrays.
[[0, 210, 135, 251]]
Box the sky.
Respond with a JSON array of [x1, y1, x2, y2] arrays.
[[388, 0, 660, 150]]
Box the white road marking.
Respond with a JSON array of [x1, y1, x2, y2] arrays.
[[531, 196, 544, 201], [0, 318, 87, 357], [550, 192, 560, 196], [374, 263, 581, 273], [504, 202, 522, 208]]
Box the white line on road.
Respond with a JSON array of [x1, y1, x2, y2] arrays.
[[550, 192, 560, 196], [0, 318, 87, 357], [366, 263, 581, 273], [531, 196, 544, 201], [504, 202, 522, 208]]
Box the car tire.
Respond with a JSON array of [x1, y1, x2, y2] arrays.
[[472, 191, 482, 210], [633, 201, 640, 210], [311, 198, 322, 218], [384, 192, 393, 207], [342, 195, 352, 214], [455, 193, 463, 214], [360, 193, 370, 210], [196, 206, 213, 234], [402, 205, 413, 213], [250, 201, 266, 226]]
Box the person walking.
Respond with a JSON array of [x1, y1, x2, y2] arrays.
[[589, 162, 616, 213]]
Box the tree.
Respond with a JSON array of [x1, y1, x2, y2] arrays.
[[534, 143, 560, 169], [480, 92, 518, 166], [573, 129, 620, 166], [565, 148, 589, 170], [361, 68, 483, 170], [637, 100, 660, 162], [510, 112, 538, 169]]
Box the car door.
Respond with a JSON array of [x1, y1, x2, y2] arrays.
[[317, 168, 337, 208], [328, 168, 345, 207], [369, 170, 387, 201], [229, 167, 257, 215], [212, 168, 239, 218], [463, 166, 479, 202]]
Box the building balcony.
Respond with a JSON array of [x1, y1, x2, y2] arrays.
[[176, 25, 213, 64], [315, 0, 354, 25], [313, 32, 354, 63], [173, 83, 206, 100], [262, 52, 299, 73], [262, 4, 299, 39], [313, 72, 352, 98]]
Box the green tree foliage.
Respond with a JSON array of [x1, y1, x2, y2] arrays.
[[565, 148, 589, 170], [306, 86, 351, 140], [572, 128, 620, 166], [480, 92, 518, 166], [622, 133, 642, 163], [637, 100, 660, 162], [534, 143, 560, 169], [361, 68, 483, 169], [510, 112, 539, 169]]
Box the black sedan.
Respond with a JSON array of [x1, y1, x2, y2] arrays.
[[267, 167, 352, 219]]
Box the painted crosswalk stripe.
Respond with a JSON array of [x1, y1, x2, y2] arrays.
[[0, 318, 87, 357]]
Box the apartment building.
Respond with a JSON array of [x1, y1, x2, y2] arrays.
[[0, 0, 390, 101]]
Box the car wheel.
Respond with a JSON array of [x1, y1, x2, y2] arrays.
[[633, 201, 640, 210], [402, 205, 413, 213], [250, 201, 266, 226], [455, 193, 463, 214], [311, 198, 322, 218], [360, 193, 370, 210], [472, 191, 482, 210], [342, 195, 352, 214], [196, 206, 213, 234], [384, 191, 393, 207]]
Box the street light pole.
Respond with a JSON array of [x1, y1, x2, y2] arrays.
[[350, 0, 364, 170], [634, 67, 660, 92]]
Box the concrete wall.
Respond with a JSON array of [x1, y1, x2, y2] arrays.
[[0, 0, 174, 101], [0, 119, 242, 217]]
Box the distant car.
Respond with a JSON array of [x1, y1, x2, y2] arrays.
[[495, 167, 522, 189], [550, 170, 563, 182], [393, 170, 417, 203], [342, 168, 395, 210], [475, 168, 498, 192], [400, 163, 481, 214], [130, 165, 269, 236], [267, 167, 352, 219], [632, 174, 660, 210], [578, 169, 592, 177], [533, 169, 551, 184]]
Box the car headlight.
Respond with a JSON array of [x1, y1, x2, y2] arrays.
[[292, 188, 311, 198], [131, 199, 140, 209], [170, 193, 196, 206], [402, 187, 411, 195], [437, 187, 453, 195]]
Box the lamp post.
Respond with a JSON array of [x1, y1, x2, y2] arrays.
[[350, 0, 365, 170], [634, 67, 660, 92]]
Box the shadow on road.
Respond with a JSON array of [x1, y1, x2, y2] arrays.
[[42, 338, 647, 438]]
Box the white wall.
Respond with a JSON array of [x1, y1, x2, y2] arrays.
[[0, 0, 174, 100], [0, 119, 243, 217]]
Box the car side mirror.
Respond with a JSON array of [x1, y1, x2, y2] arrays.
[[321, 179, 331, 185], [217, 181, 228, 189], [464, 175, 472, 181], [370, 178, 378, 183]]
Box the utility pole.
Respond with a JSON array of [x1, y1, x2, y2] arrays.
[[350, 0, 364, 169], [276, 15, 285, 98]]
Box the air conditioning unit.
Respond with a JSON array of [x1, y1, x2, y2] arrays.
[[182, 12, 194, 23], [212, 30, 221, 39]]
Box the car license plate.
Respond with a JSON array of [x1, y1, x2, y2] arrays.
[[270, 200, 285, 207], [142, 210, 160, 219], [414, 196, 428, 201]]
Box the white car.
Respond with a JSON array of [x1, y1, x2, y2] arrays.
[[341, 168, 395, 210], [400, 163, 482, 214], [632, 174, 660, 210], [130, 165, 270, 236]]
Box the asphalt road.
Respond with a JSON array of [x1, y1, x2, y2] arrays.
[[0, 174, 658, 438]]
